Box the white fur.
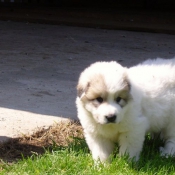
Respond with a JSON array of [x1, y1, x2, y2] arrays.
[[76, 58, 175, 162]]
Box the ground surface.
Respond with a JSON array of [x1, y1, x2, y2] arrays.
[[0, 19, 175, 142]]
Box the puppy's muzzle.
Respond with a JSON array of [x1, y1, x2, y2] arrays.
[[105, 114, 116, 123]]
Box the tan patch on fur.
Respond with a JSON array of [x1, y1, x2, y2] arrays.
[[121, 73, 130, 91], [77, 74, 107, 101], [118, 76, 131, 101], [118, 89, 131, 102], [77, 72, 131, 101], [77, 82, 90, 98], [86, 74, 107, 100]]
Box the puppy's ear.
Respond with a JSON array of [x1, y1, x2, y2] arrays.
[[124, 79, 131, 91], [77, 82, 90, 99], [122, 73, 132, 101], [122, 72, 131, 92]]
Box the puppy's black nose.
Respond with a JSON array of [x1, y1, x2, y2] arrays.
[[105, 115, 116, 123]]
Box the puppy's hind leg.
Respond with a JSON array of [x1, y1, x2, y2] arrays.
[[159, 114, 175, 157], [160, 126, 175, 157], [160, 140, 175, 157]]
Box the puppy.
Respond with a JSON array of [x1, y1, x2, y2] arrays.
[[76, 58, 175, 163]]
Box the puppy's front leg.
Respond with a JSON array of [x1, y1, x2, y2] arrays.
[[118, 131, 145, 161], [85, 134, 115, 163]]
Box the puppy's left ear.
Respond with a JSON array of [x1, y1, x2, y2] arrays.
[[118, 73, 132, 102], [123, 72, 131, 92], [124, 79, 131, 92]]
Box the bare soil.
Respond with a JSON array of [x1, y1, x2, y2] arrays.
[[0, 121, 83, 163]]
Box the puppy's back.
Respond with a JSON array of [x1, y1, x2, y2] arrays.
[[128, 58, 175, 94]]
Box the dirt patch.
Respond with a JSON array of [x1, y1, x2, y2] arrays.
[[0, 120, 83, 163]]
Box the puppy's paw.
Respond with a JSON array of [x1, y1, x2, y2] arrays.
[[159, 146, 175, 158], [159, 147, 167, 157]]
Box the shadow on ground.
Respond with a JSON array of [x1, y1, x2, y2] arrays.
[[0, 121, 83, 163]]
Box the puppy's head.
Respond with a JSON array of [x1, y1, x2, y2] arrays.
[[77, 61, 131, 125]]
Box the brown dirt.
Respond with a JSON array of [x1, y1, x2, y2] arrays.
[[0, 120, 83, 163]]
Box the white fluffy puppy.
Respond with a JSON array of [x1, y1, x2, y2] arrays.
[[76, 58, 175, 162]]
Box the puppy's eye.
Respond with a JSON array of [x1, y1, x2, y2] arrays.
[[96, 97, 103, 103], [116, 97, 122, 103]]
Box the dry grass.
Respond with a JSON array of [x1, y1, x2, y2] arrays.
[[0, 120, 83, 163]]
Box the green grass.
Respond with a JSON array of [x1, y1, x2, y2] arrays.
[[1, 136, 175, 175]]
